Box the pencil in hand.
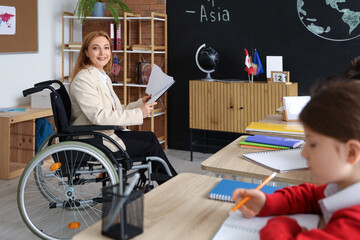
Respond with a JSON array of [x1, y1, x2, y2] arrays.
[[231, 172, 277, 213]]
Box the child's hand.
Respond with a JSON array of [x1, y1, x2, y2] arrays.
[[232, 188, 266, 218]]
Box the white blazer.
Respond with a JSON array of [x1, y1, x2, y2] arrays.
[[69, 66, 144, 151]]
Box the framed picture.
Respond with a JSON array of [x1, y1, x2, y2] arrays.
[[270, 71, 290, 83]]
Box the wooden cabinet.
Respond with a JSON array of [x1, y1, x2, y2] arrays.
[[189, 80, 298, 133], [61, 12, 168, 148], [0, 106, 52, 179]]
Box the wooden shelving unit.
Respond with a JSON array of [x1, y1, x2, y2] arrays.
[[61, 11, 168, 148]]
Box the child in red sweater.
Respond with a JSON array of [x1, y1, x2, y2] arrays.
[[232, 80, 360, 239]]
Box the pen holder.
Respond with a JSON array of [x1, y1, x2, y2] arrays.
[[102, 184, 144, 240]]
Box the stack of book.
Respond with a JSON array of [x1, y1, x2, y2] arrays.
[[67, 41, 82, 49], [240, 134, 304, 150]]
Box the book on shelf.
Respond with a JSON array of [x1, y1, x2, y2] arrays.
[[245, 134, 304, 148], [209, 179, 281, 202], [136, 62, 152, 84], [145, 64, 174, 103], [246, 122, 304, 135], [109, 21, 115, 50], [131, 45, 151, 51], [115, 22, 121, 50], [212, 211, 320, 240], [68, 41, 82, 49], [242, 148, 307, 173]]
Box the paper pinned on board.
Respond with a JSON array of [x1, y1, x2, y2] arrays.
[[145, 64, 175, 103]]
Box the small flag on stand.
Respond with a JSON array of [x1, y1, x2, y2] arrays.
[[244, 49, 253, 75], [111, 54, 121, 76], [253, 49, 264, 75]]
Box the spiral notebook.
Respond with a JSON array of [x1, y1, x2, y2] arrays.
[[209, 179, 281, 202], [212, 211, 320, 240], [242, 148, 307, 173]]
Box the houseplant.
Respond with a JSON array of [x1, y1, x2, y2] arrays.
[[74, 0, 131, 27]]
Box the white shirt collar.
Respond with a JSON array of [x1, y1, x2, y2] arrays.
[[319, 182, 360, 223]]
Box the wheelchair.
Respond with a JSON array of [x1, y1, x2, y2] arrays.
[[17, 80, 172, 240]]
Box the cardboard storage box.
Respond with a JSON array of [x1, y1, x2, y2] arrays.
[[31, 89, 51, 108]]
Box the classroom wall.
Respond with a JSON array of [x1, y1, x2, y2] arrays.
[[166, 0, 360, 150], [0, 0, 79, 108]]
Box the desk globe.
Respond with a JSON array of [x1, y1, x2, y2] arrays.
[[195, 44, 219, 80]]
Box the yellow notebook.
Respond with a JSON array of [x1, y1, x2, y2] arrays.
[[246, 122, 304, 135]]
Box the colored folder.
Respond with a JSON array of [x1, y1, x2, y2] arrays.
[[246, 122, 304, 135], [239, 138, 290, 150], [245, 135, 304, 148]]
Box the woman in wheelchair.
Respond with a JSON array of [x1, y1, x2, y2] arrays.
[[69, 31, 177, 185]]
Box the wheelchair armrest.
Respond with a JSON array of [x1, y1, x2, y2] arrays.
[[62, 125, 120, 133]]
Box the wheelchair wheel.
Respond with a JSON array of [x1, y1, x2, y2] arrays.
[[17, 141, 119, 240]]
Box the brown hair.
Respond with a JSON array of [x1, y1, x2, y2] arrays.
[[300, 80, 360, 142], [70, 31, 113, 82], [343, 56, 360, 80]]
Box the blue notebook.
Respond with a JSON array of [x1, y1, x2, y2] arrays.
[[245, 134, 304, 148], [208, 179, 281, 202]]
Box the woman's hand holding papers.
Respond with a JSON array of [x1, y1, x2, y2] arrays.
[[142, 94, 152, 103], [232, 189, 266, 218], [140, 102, 157, 118]]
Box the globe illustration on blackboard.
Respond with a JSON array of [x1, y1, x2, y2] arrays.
[[195, 44, 219, 80], [297, 0, 360, 41]]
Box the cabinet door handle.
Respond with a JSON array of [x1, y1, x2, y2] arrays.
[[229, 106, 233, 109], [239, 107, 244, 110]]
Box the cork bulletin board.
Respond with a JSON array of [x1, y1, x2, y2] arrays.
[[0, 0, 38, 53]]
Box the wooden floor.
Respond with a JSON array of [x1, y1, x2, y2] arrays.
[[0, 149, 213, 240]]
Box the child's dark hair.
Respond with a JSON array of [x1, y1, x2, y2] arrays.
[[300, 80, 360, 143], [343, 56, 360, 80]]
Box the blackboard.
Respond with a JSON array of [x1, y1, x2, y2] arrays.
[[167, 0, 360, 150]]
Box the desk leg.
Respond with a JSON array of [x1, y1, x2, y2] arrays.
[[215, 173, 222, 178], [203, 130, 207, 153], [190, 129, 193, 161]]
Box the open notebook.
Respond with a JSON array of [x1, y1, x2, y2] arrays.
[[212, 211, 320, 240], [242, 148, 307, 173]]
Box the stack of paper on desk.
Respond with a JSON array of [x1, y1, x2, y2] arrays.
[[145, 64, 174, 103], [212, 211, 319, 240]]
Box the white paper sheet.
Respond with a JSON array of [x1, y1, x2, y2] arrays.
[[213, 211, 319, 240], [266, 56, 283, 78], [145, 64, 174, 103]]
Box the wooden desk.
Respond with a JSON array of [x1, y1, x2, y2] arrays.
[[0, 105, 52, 179], [73, 173, 232, 240], [246, 114, 305, 140], [201, 136, 314, 185]]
